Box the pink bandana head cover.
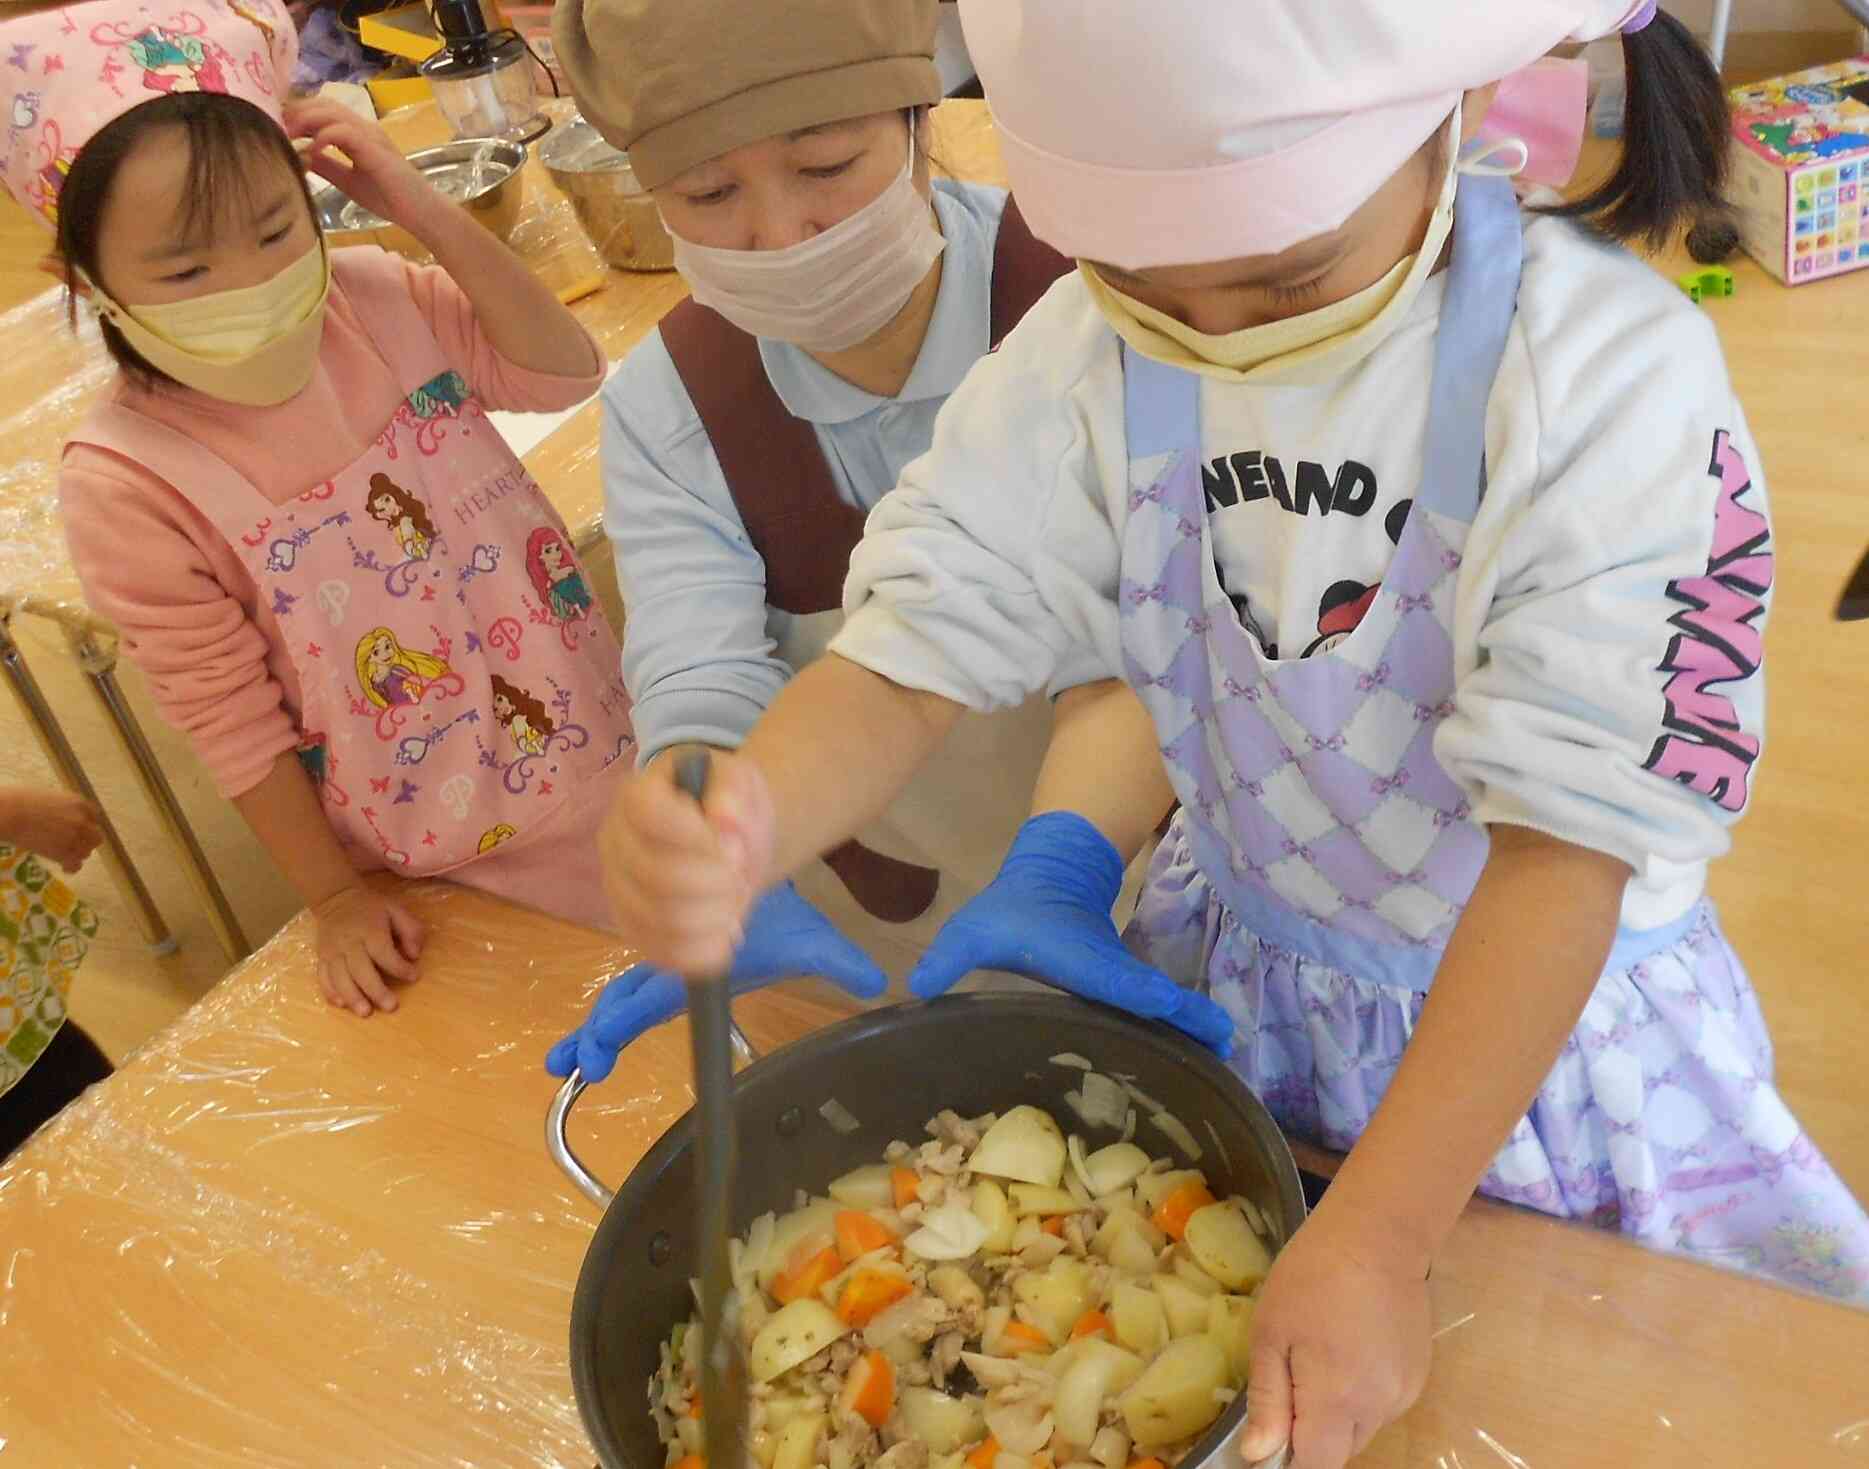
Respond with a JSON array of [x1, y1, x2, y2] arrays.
[[0, 0, 296, 231], [959, 0, 1653, 268]]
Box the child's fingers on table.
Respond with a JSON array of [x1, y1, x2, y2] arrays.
[[344, 940, 400, 1012], [327, 954, 375, 1018], [385, 900, 427, 962], [362, 925, 416, 988]]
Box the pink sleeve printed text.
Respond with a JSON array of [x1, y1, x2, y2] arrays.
[[1642, 431, 1773, 814]]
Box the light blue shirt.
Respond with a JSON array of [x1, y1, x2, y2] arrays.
[[601, 180, 1011, 764]]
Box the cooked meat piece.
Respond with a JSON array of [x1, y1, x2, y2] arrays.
[[927, 1110, 985, 1151], [930, 1331, 965, 1390], [864, 1294, 953, 1354], [874, 1441, 930, 1469]]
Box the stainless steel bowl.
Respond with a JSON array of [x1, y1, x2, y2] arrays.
[[550, 992, 1306, 1469], [311, 137, 528, 257], [539, 116, 675, 272]]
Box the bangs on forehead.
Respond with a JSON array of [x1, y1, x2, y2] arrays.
[[167, 96, 300, 243]]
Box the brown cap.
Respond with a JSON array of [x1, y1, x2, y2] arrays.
[[554, 0, 943, 191]]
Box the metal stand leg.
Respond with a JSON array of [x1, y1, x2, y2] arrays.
[[0, 611, 175, 954], [63, 627, 250, 964]]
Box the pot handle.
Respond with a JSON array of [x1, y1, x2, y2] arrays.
[[547, 1019, 760, 1210]]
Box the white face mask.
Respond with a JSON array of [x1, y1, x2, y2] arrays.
[[666, 125, 946, 354], [1083, 112, 1515, 388], [89, 240, 330, 407]]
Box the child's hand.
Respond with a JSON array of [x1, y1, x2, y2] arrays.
[[286, 97, 445, 238], [311, 882, 426, 1018], [0, 787, 104, 873], [1238, 1215, 1433, 1468], [599, 749, 773, 976]]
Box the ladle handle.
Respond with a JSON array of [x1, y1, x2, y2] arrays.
[[547, 1024, 759, 1210]]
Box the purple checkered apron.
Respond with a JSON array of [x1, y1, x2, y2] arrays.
[[1117, 175, 1869, 1304]]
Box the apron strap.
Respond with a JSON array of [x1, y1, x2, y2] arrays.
[[1122, 345, 1202, 463], [659, 297, 858, 617], [66, 401, 275, 534], [1415, 173, 1525, 524], [989, 195, 1073, 349]]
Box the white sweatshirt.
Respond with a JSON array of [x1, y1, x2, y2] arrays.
[[832, 211, 1774, 932]]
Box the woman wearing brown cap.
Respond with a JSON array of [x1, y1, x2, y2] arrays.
[[547, 0, 1081, 1072]]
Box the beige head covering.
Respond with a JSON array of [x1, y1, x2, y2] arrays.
[[554, 0, 942, 191]]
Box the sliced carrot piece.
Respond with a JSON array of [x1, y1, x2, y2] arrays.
[[1040, 1216, 1066, 1238], [1000, 1319, 1052, 1355], [1070, 1310, 1114, 1341], [1126, 1459, 1166, 1469], [965, 1438, 1000, 1469], [1033, 1455, 1054, 1469], [837, 1267, 914, 1326], [890, 1167, 921, 1210], [672, 1456, 704, 1469], [840, 1348, 897, 1428], [1149, 1181, 1216, 1242], [772, 1244, 842, 1305], [685, 1394, 702, 1419], [835, 1210, 898, 1263]]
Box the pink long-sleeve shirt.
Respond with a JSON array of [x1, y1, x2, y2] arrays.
[[59, 246, 605, 799]]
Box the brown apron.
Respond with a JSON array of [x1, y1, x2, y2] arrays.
[[660, 198, 1070, 922]]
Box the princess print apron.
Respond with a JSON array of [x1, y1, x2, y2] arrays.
[[1118, 175, 1869, 1304], [75, 259, 634, 881]]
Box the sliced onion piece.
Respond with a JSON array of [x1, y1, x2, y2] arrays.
[[1147, 1109, 1203, 1162], [1066, 1135, 1097, 1199], [905, 1201, 992, 1261], [1049, 1053, 1094, 1070], [819, 1098, 862, 1136], [984, 1399, 1056, 1456], [1083, 1142, 1150, 1197]]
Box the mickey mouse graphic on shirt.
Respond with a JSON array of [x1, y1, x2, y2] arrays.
[[1300, 498, 1414, 657]]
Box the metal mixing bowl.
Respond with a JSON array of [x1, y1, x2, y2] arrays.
[[539, 116, 675, 272], [549, 991, 1305, 1469], [311, 137, 528, 257]]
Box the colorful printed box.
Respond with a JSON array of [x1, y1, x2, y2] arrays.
[[1727, 57, 1869, 285]]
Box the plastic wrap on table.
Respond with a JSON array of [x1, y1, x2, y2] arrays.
[[1, 876, 1865, 1466], [0, 880, 860, 1465], [0, 289, 117, 628]]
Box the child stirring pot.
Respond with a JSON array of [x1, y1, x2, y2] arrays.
[[600, 0, 1869, 1460]]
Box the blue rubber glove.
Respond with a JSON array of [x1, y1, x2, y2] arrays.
[[906, 812, 1236, 1057], [546, 882, 889, 1082]]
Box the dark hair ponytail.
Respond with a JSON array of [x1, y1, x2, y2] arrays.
[[1540, 6, 1738, 263]]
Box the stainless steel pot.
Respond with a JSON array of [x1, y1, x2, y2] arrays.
[[549, 992, 1303, 1469], [311, 138, 528, 257], [539, 116, 675, 272]]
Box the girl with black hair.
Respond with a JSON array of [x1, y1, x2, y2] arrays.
[[3, 0, 634, 1020]]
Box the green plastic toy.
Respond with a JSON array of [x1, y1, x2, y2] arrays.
[[1678, 266, 1736, 304]]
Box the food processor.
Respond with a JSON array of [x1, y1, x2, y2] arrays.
[[417, 0, 552, 146]]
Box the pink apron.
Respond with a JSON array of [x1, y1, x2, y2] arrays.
[[72, 261, 635, 909]]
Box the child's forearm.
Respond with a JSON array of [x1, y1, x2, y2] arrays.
[[406, 197, 603, 380], [232, 752, 367, 910], [741, 654, 964, 883], [1316, 825, 1630, 1273], [1033, 680, 1176, 862]]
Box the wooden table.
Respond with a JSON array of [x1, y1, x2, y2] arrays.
[[0, 879, 1861, 1465]]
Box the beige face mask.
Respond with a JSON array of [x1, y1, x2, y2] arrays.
[[88, 240, 331, 407], [1081, 113, 1463, 389]]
